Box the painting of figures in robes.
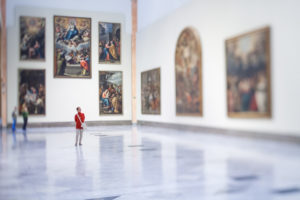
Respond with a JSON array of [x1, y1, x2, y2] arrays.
[[175, 27, 202, 116], [54, 16, 91, 78], [19, 69, 46, 115], [226, 27, 271, 118], [98, 22, 121, 64], [20, 16, 45, 60], [99, 71, 123, 115], [141, 68, 161, 114]]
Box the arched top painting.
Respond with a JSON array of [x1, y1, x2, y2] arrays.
[[175, 27, 202, 116]]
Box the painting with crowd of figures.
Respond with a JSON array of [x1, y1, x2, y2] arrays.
[[98, 22, 121, 64], [20, 16, 45, 60], [175, 27, 202, 116], [141, 68, 161, 114], [54, 16, 91, 78], [99, 71, 123, 115], [19, 69, 46, 115], [226, 27, 271, 118]]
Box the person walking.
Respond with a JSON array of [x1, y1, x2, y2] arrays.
[[12, 107, 17, 132], [22, 103, 29, 131], [74, 106, 85, 146]]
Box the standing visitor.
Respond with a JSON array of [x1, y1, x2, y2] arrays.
[[74, 106, 85, 146], [22, 103, 29, 131], [12, 107, 17, 132]]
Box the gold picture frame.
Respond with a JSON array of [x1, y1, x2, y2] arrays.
[[175, 27, 203, 116], [99, 71, 123, 115], [53, 16, 92, 78], [98, 22, 121, 64], [225, 26, 271, 118], [18, 68, 46, 116], [141, 67, 161, 115], [20, 16, 46, 61]]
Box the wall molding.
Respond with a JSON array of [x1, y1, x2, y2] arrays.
[[137, 120, 300, 144], [7, 120, 132, 128]]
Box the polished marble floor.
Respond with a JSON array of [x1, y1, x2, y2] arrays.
[[1, 125, 300, 200]]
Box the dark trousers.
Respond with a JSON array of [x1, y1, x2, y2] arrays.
[[23, 117, 28, 130]]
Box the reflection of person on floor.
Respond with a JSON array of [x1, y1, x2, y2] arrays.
[[12, 107, 17, 132], [74, 107, 85, 146], [22, 103, 29, 131]]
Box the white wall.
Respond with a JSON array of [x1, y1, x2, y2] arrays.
[[137, 0, 192, 31], [6, 0, 132, 33], [136, 0, 300, 135], [7, 6, 132, 123]]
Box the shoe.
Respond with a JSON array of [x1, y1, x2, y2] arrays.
[[79, 143, 82, 146]]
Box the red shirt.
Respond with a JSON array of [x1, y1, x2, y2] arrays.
[[75, 112, 85, 129]]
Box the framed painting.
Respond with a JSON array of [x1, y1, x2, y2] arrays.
[[18, 69, 46, 115], [20, 16, 45, 61], [141, 68, 161, 115], [98, 22, 121, 64], [175, 27, 202, 116], [54, 16, 91, 78], [226, 27, 271, 118], [99, 71, 123, 115]]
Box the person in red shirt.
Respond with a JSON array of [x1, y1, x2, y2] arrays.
[[74, 106, 85, 146]]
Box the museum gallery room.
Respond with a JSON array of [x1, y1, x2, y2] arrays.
[[0, 0, 300, 199]]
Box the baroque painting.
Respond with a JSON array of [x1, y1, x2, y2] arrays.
[[20, 16, 45, 60], [98, 22, 121, 64], [226, 27, 271, 118], [175, 27, 202, 116], [99, 71, 123, 115], [54, 16, 91, 78], [141, 68, 160, 114], [19, 69, 46, 115]]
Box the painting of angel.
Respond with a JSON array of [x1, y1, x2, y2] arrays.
[[20, 16, 45, 61], [54, 16, 91, 78]]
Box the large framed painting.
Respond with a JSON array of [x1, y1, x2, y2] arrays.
[[20, 16, 45, 61], [141, 68, 161, 115], [226, 27, 271, 118], [18, 69, 46, 115], [98, 22, 121, 64], [54, 16, 91, 78], [99, 71, 123, 115], [175, 27, 202, 116]]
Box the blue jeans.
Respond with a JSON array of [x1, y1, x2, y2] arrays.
[[12, 119, 16, 132]]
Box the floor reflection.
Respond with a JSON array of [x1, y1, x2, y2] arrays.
[[0, 126, 300, 200]]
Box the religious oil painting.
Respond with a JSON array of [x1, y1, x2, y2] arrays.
[[141, 68, 161, 115], [98, 22, 121, 64], [175, 27, 202, 116], [99, 71, 123, 115], [19, 69, 46, 115], [20, 16, 45, 61], [54, 16, 91, 78], [226, 27, 271, 118]]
